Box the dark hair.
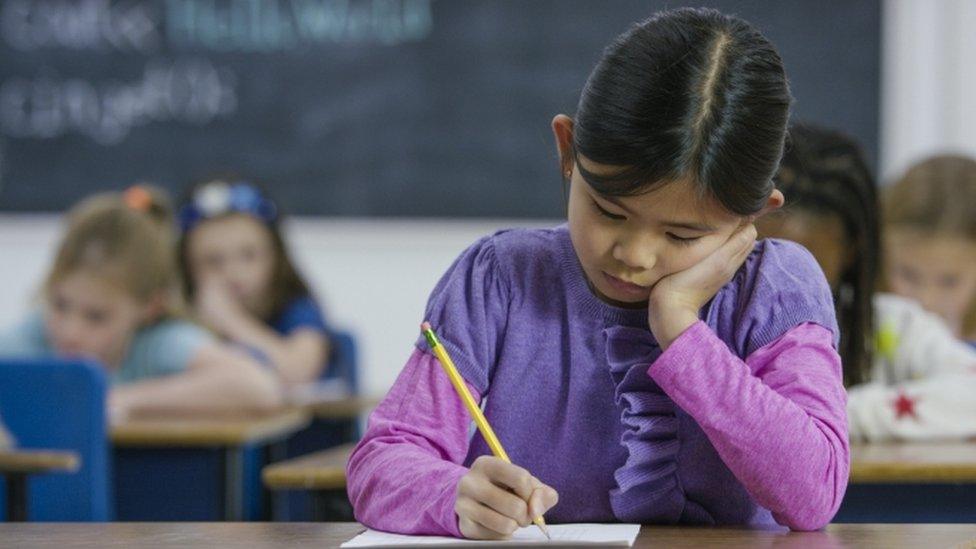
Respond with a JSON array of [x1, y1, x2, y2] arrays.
[[572, 8, 791, 215], [774, 123, 878, 387], [177, 177, 313, 322]]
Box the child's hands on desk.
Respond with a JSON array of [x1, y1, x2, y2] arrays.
[[455, 455, 558, 540], [648, 223, 757, 350]]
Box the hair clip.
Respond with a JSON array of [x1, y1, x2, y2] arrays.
[[178, 180, 278, 233], [123, 185, 153, 212]]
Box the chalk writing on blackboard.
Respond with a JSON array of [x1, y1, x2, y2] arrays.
[[0, 0, 433, 145]]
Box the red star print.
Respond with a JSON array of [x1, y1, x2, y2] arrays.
[[893, 392, 919, 420]]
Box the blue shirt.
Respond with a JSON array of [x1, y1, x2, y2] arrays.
[[269, 297, 329, 336], [0, 312, 212, 385]]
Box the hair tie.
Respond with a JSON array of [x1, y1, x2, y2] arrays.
[[124, 186, 153, 212], [178, 181, 278, 234]]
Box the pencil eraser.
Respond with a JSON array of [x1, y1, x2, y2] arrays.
[[421, 321, 432, 332]]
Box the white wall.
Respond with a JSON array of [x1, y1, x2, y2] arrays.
[[0, 215, 556, 396], [880, 0, 976, 182]]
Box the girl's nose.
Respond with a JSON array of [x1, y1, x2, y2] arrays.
[[612, 234, 657, 273]]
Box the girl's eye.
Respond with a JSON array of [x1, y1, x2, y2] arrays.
[[53, 296, 70, 313], [666, 233, 701, 246], [937, 275, 959, 289], [592, 200, 626, 221], [84, 311, 108, 325]]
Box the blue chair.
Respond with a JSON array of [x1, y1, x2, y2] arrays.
[[270, 329, 360, 521], [0, 359, 112, 521], [286, 329, 361, 454], [324, 331, 360, 394]]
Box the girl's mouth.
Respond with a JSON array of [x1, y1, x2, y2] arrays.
[[602, 271, 649, 296]]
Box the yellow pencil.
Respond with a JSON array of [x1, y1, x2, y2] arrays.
[[421, 321, 551, 540]]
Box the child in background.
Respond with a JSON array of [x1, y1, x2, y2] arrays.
[[757, 124, 976, 441], [348, 8, 847, 537], [884, 155, 976, 344], [0, 186, 282, 420], [177, 180, 330, 385]]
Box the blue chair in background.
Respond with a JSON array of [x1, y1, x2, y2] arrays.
[[270, 329, 360, 521], [0, 359, 112, 521]]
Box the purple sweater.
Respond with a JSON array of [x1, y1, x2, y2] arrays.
[[347, 226, 849, 534]]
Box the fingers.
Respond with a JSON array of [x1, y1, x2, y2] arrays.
[[479, 480, 532, 527], [473, 456, 535, 500], [528, 483, 559, 518], [457, 458, 561, 540], [456, 498, 520, 539]]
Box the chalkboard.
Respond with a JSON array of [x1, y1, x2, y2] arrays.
[[0, 0, 880, 217]]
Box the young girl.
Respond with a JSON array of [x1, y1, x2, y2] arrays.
[[347, 8, 848, 537], [177, 179, 330, 385], [883, 155, 976, 344], [757, 124, 976, 441], [0, 186, 282, 419]]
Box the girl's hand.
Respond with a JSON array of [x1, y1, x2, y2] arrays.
[[455, 456, 559, 540], [195, 278, 248, 336], [648, 223, 757, 349], [107, 389, 133, 424]]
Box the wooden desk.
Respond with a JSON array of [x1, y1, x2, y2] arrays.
[[305, 396, 381, 420], [111, 410, 310, 447], [262, 443, 352, 490], [111, 410, 310, 521], [0, 522, 974, 548], [851, 442, 976, 483], [262, 443, 354, 521], [839, 442, 976, 523], [0, 449, 79, 521]]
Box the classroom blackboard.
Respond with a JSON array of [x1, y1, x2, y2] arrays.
[[0, 0, 880, 218]]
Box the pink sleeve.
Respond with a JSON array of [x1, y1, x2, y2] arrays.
[[649, 321, 849, 531], [346, 348, 478, 537]]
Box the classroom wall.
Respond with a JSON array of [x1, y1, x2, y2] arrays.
[[0, 215, 555, 396], [880, 0, 976, 181], [1, 1, 974, 395]]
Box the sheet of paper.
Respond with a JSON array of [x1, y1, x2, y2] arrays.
[[341, 523, 641, 548]]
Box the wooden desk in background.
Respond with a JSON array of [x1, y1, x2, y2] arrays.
[[0, 449, 79, 521], [0, 522, 975, 548], [250, 396, 378, 521], [305, 396, 381, 421], [851, 442, 976, 483], [111, 410, 310, 521], [838, 441, 976, 523], [262, 443, 354, 521]]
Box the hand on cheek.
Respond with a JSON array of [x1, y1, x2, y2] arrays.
[[195, 277, 248, 336], [648, 223, 757, 349]]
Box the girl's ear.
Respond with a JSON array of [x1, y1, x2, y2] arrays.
[[753, 189, 785, 220], [551, 114, 575, 178]]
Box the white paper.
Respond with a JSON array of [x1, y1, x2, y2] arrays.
[[341, 524, 641, 548]]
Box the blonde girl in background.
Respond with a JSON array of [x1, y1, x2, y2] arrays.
[[883, 155, 976, 345], [0, 186, 283, 420]]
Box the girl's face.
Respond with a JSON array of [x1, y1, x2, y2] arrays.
[[566, 155, 744, 306], [756, 210, 852, 290], [885, 227, 976, 336], [185, 213, 277, 314], [45, 270, 147, 368]]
